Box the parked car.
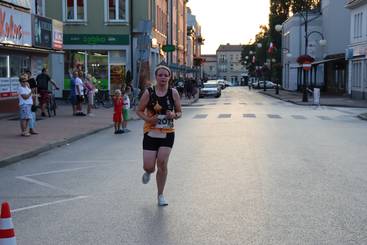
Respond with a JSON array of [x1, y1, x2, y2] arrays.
[[224, 80, 232, 87], [252, 80, 278, 89], [199, 81, 221, 98], [217, 79, 226, 89]]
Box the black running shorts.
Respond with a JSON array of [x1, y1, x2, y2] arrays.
[[143, 132, 175, 151]]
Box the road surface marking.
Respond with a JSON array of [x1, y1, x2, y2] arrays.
[[218, 114, 231, 118], [11, 196, 88, 213], [16, 176, 68, 192]]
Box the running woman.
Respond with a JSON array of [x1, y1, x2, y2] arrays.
[[136, 64, 182, 206]]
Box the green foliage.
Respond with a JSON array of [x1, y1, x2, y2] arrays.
[[290, 0, 320, 13]]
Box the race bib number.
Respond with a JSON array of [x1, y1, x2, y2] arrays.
[[156, 114, 174, 129]]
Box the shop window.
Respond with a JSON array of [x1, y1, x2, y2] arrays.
[[10, 56, 30, 78], [0, 56, 7, 78], [64, 0, 86, 22], [87, 51, 108, 90], [64, 51, 86, 89], [106, 0, 128, 22]]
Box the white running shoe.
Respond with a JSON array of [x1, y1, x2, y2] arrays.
[[158, 194, 168, 206], [142, 172, 151, 184]]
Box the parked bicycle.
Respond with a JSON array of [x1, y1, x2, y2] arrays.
[[46, 88, 57, 117], [93, 89, 113, 109]]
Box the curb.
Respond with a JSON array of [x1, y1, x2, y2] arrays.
[[259, 91, 367, 108], [0, 124, 113, 168]]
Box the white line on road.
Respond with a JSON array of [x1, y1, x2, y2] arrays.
[[16, 176, 68, 192], [49, 160, 137, 164], [20, 166, 99, 177], [11, 196, 89, 213]]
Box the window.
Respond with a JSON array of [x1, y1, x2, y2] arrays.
[[34, 0, 45, 16], [0, 56, 7, 78], [106, 0, 128, 22], [354, 12, 363, 39], [9, 55, 30, 77], [64, 0, 86, 22], [352, 60, 362, 88]]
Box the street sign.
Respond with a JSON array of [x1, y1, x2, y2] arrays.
[[303, 62, 312, 71], [162, 45, 176, 52]]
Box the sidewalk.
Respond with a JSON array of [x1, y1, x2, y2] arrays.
[[259, 89, 367, 120], [0, 95, 199, 167]]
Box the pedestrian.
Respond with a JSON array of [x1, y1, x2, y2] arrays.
[[74, 71, 86, 116], [25, 71, 38, 134], [17, 73, 33, 137], [136, 64, 182, 206], [113, 89, 124, 134], [69, 71, 77, 115], [36, 68, 59, 117], [85, 74, 96, 116], [122, 87, 131, 133]]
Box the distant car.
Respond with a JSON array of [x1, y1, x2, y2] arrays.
[[199, 82, 221, 98], [224, 80, 232, 87], [217, 79, 226, 89], [252, 80, 278, 89]]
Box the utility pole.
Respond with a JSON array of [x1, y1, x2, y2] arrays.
[[302, 0, 309, 102]]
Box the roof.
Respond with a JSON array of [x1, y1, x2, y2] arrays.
[[346, 0, 367, 8], [217, 44, 243, 52]]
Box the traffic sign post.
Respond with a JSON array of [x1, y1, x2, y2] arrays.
[[303, 62, 312, 71]]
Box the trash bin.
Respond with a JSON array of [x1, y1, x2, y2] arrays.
[[313, 88, 320, 105]]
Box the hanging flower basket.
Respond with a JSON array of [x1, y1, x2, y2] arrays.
[[296, 55, 314, 64]]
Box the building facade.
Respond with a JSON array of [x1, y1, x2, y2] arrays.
[[346, 0, 367, 99], [186, 7, 203, 79], [0, 0, 63, 112], [201, 54, 217, 80], [280, 10, 324, 91], [317, 0, 350, 95], [216, 44, 247, 85], [46, 0, 131, 97]]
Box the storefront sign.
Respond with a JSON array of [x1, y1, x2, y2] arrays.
[[52, 19, 63, 50], [64, 34, 129, 45], [0, 5, 32, 46], [1, 0, 31, 9], [0, 78, 18, 97], [33, 15, 52, 49]]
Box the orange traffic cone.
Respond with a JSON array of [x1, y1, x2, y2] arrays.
[[0, 202, 16, 245]]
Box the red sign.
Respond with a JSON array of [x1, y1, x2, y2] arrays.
[[303, 62, 312, 71]]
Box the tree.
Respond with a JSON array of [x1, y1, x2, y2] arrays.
[[290, 0, 320, 13]]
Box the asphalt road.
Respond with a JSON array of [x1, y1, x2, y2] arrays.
[[1, 87, 367, 245]]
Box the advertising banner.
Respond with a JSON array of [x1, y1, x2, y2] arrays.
[[0, 5, 32, 46], [33, 15, 52, 49], [52, 19, 63, 50], [0, 78, 11, 97], [0, 78, 23, 97], [1, 0, 31, 9]]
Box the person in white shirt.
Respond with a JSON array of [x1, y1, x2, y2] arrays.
[[122, 87, 131, 132], [18, 73, 34, 136], [74, 70, 86, 116]]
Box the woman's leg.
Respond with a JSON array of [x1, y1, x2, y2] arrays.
[[143, 150, 157, 173], [156, 147, 172, 195]]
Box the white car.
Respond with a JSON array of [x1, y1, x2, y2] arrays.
[[200, 82, 221, 98], [217, 79, 226, 89], [252, 80, 277, 89]]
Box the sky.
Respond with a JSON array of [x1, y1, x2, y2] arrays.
[[187, 0, 270, 54]]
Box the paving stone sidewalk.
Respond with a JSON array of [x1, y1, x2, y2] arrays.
[[259, 89, 367, 108], [0, 95, 198, 167], [259, 89, 367, 120]]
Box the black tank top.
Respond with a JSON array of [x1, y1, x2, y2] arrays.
[[147, 87, 175, 115]]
